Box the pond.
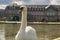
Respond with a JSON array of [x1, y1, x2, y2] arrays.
[[0, 22, 60, 40]]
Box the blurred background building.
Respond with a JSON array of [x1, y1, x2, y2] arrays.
[[0, 3, 60, 22]]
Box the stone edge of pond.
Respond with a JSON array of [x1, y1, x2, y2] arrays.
[[0, 21, 60, 25]]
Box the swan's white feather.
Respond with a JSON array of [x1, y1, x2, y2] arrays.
[[15, 26, 37, 40], [25, 26, 37, 40]]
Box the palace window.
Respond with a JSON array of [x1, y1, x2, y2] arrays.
[[58, 8, 60, 11], [28, 7, 44, 11], [47, 11, 56, 16], [40, 8, 43, 11], [27, 8, 32, 11], [32, 8, 35, 11], [15, 6, 20, 10]]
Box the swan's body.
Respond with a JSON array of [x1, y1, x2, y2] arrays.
[[53, 37, 60, 40], [15, 3, 37, 40]]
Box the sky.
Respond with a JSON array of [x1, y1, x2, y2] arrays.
[[0, 0, 60, 5], [0, 0, 50, 5], [51, 0, 60, 5], [0, 0, 50, 9], [0, 0, 60, 9]]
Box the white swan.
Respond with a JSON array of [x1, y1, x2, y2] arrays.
[[15, 3, 37, 40], [53, 37, 60, 40]]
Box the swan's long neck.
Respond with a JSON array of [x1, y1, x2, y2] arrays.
[[20, 6, 27, 29]]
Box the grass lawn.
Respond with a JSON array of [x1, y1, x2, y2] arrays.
[[1, 21, 59, 40], [0, 21, 60, 40]]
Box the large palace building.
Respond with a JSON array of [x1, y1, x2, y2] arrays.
[[0, 3, 60, 22]]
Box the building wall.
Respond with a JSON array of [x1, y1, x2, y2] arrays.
[[0, 5, 60, 22]]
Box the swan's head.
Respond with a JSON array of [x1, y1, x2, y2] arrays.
[[19, 2, 27, 12], [20, 5, 25, 10], [19, 5, 27, 14], [11, 1, 26, 11], [20, 4, 26, 11]]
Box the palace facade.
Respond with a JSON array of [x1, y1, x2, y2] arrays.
[[0, 5, 60, 22]]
